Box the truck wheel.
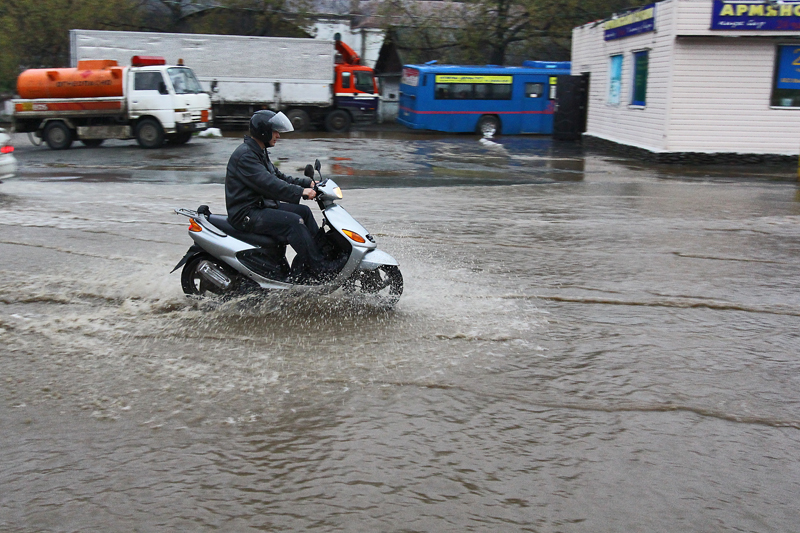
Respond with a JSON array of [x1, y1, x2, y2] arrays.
[[324, 110, 351, 133], [286, 109, 311, 132], [44, 121, 73, 150], [136, 118, 164, 148], [80, 139, 104, 147]]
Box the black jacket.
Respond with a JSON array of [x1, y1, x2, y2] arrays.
[[225, 136, 312, 228]]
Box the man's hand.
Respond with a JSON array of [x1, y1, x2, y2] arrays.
[[303, 188, 317, 200]]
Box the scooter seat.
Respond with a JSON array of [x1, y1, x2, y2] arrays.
[[208, 214, 283, 249]]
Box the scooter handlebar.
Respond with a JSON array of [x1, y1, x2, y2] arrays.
[[302, 184, 320, 200]]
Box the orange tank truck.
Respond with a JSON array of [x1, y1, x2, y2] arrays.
[[11, 55, 211, 150], [17, 60, 124, 99]]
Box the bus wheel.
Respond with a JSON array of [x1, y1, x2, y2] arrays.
[[325, 110, 351, 133], [287, 109, 311, 132], [477, 115, 500, 138], [44, 121, 74, 150]]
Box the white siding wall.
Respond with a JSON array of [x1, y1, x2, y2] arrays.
[[675, 0, 723, 33], [572, 0, 800, 155], [571, 0, 677, 152], [667, 38, 800, 154]]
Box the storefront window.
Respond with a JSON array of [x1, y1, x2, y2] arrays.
[[609, 55, 623, 105], [631, 50, 648, 107], [772, 45, 800, 108]]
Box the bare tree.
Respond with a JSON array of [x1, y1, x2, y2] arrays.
[[378, 0, 642, 66], [142, 0, 312, 36], [374, 1, 469, 64]]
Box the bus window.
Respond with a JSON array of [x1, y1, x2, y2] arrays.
[[454, 84, 472, 99], [435, 83, 455, 99], [435, 82, 512, 100], [491, 84, 512, 100], [401, 68, 419, 86], [525, 83, 544, 98]]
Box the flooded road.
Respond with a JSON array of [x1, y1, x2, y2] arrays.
[[2, 131, 800, 531]]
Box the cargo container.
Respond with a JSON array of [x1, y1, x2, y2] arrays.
[[70, 29, 379, 132], [12, 55, 212, 149]]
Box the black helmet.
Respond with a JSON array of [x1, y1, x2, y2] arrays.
[[249, 110, 294, 143]]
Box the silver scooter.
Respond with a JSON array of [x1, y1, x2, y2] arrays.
[[172, 159, 403, 307]]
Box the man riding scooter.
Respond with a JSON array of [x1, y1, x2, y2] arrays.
[[225, 110, 346, 281]]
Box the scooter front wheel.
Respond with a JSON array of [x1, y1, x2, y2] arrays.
[[344, 265, 403, 307]]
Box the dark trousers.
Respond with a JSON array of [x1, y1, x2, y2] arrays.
[[246, 203, 324, 270]]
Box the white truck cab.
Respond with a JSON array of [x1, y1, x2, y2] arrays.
[[127, 57, 211, 147]]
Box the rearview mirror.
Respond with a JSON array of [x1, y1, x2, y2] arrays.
[[304, 164, 314, 178], [158, 82, 168, 95], [315, 159, 321, 172]]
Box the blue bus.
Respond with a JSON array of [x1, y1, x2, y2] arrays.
[[397, 61, 571, 136]]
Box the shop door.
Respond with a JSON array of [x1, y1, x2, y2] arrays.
[[553, 74, 589, 141]]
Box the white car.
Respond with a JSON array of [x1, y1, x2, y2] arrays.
[[0, 128, 17, 179]]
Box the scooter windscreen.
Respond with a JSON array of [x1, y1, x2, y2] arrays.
[[269, 111, 294, 133]]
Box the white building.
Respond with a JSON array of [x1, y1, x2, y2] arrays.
[[306, 21, 384, 69], [571, 0, 800, 161]]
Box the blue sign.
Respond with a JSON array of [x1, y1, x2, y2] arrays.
[[711, 1, 800, 31], [604, 4, 656, 41], [777, 46, 800, 89]]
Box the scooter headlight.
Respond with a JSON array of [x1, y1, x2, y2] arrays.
[[333, 187, 343, 199]]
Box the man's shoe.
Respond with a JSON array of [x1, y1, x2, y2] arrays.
[[307, 254, 349, 283], [324, 254, 349, 274]]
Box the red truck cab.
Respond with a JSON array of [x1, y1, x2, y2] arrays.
[[326, 37, 378, 132]]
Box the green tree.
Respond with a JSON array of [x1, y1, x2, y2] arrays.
[[0, 0, 315, 93], [0, 0, 144, 92]]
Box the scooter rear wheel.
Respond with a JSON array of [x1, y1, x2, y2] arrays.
[[181, 255, 228, 296]]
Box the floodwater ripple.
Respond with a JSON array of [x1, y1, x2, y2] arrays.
[[2, 136, 800, 531]]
